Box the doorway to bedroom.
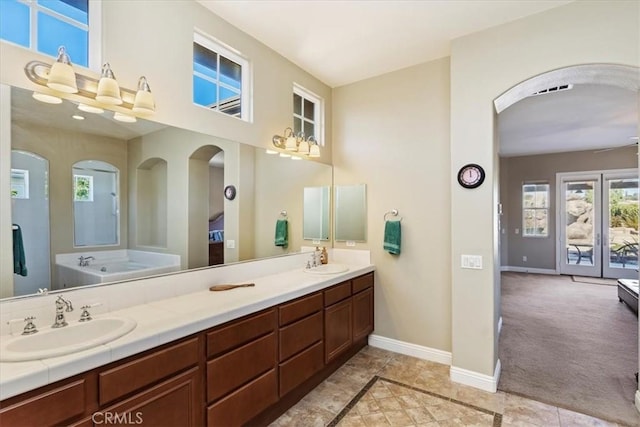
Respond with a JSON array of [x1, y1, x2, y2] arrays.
[[558, 169, 638, 280]]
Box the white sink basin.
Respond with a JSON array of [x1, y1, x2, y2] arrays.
[[1, 317, 137, 362], [303, 264, 349, 275]]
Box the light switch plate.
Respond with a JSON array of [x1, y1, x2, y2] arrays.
[[461, 254, 483, 269], [226, 240, 235, 249]]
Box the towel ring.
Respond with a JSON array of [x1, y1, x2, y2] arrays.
[[384, 209, 402, 222], [280, 210, 288, 218]]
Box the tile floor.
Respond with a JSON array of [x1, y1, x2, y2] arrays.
[[270, 346, 624, 426]]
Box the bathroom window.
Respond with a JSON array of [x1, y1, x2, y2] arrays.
[[11, 169, 29, 199], [0, 0, 101, 69], [293, 84, 324, 145], [193, 31, 251, 121], [523, 183, 549, 237], [73, 174, 93, 201]]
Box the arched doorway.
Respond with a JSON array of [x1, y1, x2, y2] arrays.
[[495, 63, 639, 423]]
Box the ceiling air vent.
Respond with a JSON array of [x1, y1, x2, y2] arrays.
[[531, 84, 573, 97]]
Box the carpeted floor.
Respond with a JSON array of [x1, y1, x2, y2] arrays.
[[499, 272, 640, 426]]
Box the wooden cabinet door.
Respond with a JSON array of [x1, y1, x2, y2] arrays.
[[353, 288, 374, 342], [101, 368, 201, 427], [324, 298, 352, 363]]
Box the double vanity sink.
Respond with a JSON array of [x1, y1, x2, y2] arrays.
[[1, 316, 137, 362], [1, 263, 350, 363]]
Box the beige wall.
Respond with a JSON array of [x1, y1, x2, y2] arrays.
[[333, 57, 452, 351], [209, 167, 224, 218], [501, 147, 638, 270], [450, 0, 639, 376]]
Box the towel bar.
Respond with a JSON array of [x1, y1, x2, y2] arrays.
[[384, 209, 402, 222]]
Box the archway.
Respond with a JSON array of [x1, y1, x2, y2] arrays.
[[494, 63, 639, 423]]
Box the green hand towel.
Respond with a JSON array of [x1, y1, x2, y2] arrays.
[[275, 219, 288, 247], [383, 220, 401, 255], [13, 225, 28, 276]]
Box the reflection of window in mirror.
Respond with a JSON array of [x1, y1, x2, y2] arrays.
[[293, 84, 324, 145], [193, 31, 250, 121], [0, 0, 100, 68], [11, 169, 29, 199], [72, 160, 119, 247]]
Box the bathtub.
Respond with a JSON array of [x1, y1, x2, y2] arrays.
[[55, 250, 181, 289]]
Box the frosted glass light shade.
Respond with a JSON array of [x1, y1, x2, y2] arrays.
[[96, 77, 122, 104], [32, 92, 63, 104], [46, 47, 77, 93], [132, 76, 155, 114], [297, 138, 310, 155], [308, 144, 321, 158], [78, 103, 104, 114], [113, 112, 136, 123], [285, 135, 297, 151], [96, 63, 122, 105]]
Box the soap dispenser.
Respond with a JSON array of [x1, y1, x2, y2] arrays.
[[321, 247, 328, 264]]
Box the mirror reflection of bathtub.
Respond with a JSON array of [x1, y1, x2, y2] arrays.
[[55, 250, 181, 288]]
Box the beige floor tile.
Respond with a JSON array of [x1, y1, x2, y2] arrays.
[[269, 346, 623, 427]]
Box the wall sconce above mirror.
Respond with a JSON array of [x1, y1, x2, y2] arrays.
[[24, 46, 155, 123], [270, 127, 320, 159]]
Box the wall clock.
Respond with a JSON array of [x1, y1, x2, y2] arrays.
[[224, 185, 236, 200], [457, 164, 485, 189]]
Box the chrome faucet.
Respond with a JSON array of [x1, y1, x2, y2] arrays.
[[78, 256, 95, 267], [53, 295, 74, 328]]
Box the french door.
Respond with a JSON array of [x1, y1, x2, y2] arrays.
[[558, 169, 638, 279]]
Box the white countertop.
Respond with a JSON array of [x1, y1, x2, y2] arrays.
[[0, 260, 374, 401]]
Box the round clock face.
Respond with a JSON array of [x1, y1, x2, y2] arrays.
[[224, 185, 236, 200], [457, 164, 485, 189]]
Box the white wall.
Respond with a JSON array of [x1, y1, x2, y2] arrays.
[[450, 0, 639, 378], [333, 57, 452, 352]]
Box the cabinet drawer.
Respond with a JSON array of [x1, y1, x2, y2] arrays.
[[324, 281, 351, 306], [207, 309, 276, 358], [207, 332, 276, 403], [279, 311, 323, 361], [207, 369, 278, 427], [279, 341, 324, 397], [352, 272, 374, 294], [0, 379, 87, 427], [99, 337, 199, 406], [279, 292, 322, 326]]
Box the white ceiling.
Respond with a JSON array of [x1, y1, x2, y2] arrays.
[[199, 0, 637, 157]]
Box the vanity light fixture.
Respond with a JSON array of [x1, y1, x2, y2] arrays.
[[271, 128, 321, 159], [24, 45, 156, 119], [71, 114, 85, 120], [113, 112, 137, 123]]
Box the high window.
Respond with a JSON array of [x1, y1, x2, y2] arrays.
[[193, 31, 251, 121], [293, 84, 324, 145], [0, 0, 100, 68], [523, 183, 549, 237]]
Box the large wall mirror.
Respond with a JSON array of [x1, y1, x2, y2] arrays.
[[2, 85, 332, 299]]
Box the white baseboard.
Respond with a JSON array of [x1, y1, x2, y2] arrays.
[[368, 334, 452, 365], [498, 316, 503, 336], [500, 266, 557, 275], [635, 390, 640, 414], [450, 359, 501, 393]]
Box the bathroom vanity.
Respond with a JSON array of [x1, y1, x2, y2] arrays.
[[0, 259, 374, 427]]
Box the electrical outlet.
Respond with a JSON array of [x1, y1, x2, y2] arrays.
[[346, 241, 356, 247], [522, 255, 527, 262], [515, 228, 519, 235]]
